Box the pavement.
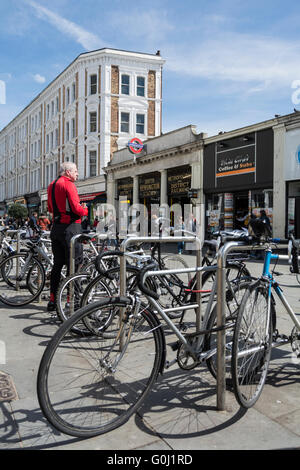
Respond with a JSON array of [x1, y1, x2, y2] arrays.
[[0, 252, 300, 451]]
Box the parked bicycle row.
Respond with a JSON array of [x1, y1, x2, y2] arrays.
[[1, 219, 300, 439]]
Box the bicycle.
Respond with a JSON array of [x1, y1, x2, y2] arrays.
[[37, 233, 251, 438], [231, 221, 300, 408]]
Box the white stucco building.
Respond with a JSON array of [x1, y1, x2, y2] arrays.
[[0, 48, 164, 215]]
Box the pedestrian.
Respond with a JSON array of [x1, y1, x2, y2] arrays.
[[259, 209, 271, 227], [37, 213, 50, 231], [29, 211, 38, 228], [93, 216, 99, 228], [81, 216, 90, 232], [3, 213, 9, 226], [186, 212, 196, 233], [176, 216, 185, 254], [47, 162, 88, 312]]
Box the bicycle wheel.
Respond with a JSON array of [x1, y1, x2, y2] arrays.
[[0, 253, 45, 306], [56, 272, 112, 335], [196, 262, 251, 304], [154, 255, 190, 319], [231, 281, 273, 408], [37, 298, 164, 438], [81, 266, 145, 305], [162, 254, 191, 284], [204, 281, 251, 379]]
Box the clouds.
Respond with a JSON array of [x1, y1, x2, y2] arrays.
[[33, 73, 46, 84], [165, 31, 300, 92], [26, 0, 105, 50]]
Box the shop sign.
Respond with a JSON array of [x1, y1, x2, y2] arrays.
[[139, 173, 160, 198], [167, 167, 191, 196], [117, 178, 133, 198], [216, 146, 255, 178]]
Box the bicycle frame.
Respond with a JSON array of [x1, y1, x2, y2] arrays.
[[141, 263, 238, 365], [263, 248, 300, 333]]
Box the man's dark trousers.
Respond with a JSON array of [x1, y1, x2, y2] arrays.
[[50, 222, 83, 297]]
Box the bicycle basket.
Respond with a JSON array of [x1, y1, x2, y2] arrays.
[[248, 218, 271, 242]]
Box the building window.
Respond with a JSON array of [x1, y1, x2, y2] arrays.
[[121, 74, 130, 95], [120, 112, 129, 133], [90, 75, 97, 95], [71, 118, 76, 139], [89, 112, 97, 133], [55, 128, 58, 148], [51, 100, 55, 117], [56, 96, 59, 114], [46, 135, 49, 153], [137, 76, 145, 97], [66, 87, 70, 106], [66, 122, 70, 142], [136, 114, 145, 134], [89, 150, 97, 177], [72, 82, 76, 102], [46, 104, 50, 121]]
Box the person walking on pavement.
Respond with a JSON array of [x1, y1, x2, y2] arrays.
[[37, 213, 51, 231], [47, 162, 88, 312]]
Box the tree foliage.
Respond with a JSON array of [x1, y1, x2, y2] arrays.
[[8, 203, 28, 220]]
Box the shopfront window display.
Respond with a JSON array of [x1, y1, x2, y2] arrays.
[[206, 189, 273, 236]]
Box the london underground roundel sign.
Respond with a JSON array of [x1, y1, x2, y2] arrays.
[[127, 137, 144, 154]]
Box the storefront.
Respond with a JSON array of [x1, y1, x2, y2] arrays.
[[139, 172, 160, 215], [285, 127, 300, 237], [79, 191, 105, 225], [203, 129, 274, 235], [0, 201, 6, 216], [167, 165, 192, 224], [24, 192, 41, 216]]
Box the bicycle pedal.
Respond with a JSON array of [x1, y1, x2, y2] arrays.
[[179, 323, 188, 332], [169, 340, 180, 351]]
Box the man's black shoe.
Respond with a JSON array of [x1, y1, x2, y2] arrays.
[[47, 301, 56, 312]]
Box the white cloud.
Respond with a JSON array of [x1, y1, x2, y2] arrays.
[[27, 0, 105, 50], [33, 73, 46, 84], [165, 32, 300, 91]]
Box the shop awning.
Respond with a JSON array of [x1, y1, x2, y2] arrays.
[[79, 191, 105, 202]]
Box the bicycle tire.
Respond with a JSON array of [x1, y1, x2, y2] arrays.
[[204, 281, 251, 379], [56, 272, 112, 335], [80, 265, 149, 304], [0, 253, 45, 306], [231, 281, 273, 408], [37, 298, 164, 438]]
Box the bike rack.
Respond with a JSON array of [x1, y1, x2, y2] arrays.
[[119, 235, 202, 331], [69, 232, 292, 411], [68, 232, 110, 314], [216, 240, 289, 410], [69, 232, 109, 277]]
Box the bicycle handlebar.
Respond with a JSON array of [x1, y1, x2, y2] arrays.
[[94, 250, 123, 279]]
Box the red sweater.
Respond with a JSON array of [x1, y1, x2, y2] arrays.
[[47, 175, 88, 224]]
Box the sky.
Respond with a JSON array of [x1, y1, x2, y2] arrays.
[[1, 0, 300, 137]]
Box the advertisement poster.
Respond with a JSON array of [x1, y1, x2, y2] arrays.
[[224, 193, 233, 229]]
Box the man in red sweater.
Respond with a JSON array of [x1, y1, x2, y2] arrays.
[[47, 162, 88, 311]]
